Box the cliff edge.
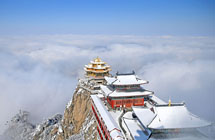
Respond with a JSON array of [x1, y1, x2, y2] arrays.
[[2, 80, 97, 140], [55, 84, 97, 140]]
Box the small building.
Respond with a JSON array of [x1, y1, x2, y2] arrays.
[[100, 71, 153, 109], [84, 57, 111, 84]]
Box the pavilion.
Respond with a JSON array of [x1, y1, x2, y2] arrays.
[[84, 57, 111, 84]]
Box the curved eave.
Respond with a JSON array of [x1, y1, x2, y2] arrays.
[[86, 76, 105, 79], [85, 66, 111, 70], [85, 64, 111, 69], [112, 80, 148, 86], [148, 124, 212, 130], [90, 61, 106, 64], [84, 68, 111, 73], [113, 83, 143, 86], [108, 91, 153, 98]]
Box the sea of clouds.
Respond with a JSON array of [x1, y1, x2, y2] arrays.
[[0, 34, 214, 134]]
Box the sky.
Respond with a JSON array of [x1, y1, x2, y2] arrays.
[[0, 0, 214, 36], [0, 0, 214, 137]]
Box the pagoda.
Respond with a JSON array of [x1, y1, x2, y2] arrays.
[[84, 57, 111, 84]]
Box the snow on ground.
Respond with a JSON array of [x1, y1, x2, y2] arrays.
[[58, 125, 63, 134], [82, 116, 94, 132], [66, 99, 73, 109]]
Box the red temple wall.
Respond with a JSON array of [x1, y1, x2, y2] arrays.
[[109, 98, 144, 108], [91, 104, 111, 140]]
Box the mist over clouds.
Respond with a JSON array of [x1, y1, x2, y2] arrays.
[[0, 35, 214, 134]]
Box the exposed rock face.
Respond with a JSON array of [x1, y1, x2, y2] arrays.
[[56, 86, 97, 140], [2, 82, 97, 140], [33, 84, 97, 140]]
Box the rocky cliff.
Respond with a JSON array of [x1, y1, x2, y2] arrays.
[[1, 81, 97, 140], [55, 85, 97, 140]]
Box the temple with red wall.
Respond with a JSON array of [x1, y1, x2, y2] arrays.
[[100, 71, 153, 109]]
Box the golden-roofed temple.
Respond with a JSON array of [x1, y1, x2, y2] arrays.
[[84, 57, 111, 84]]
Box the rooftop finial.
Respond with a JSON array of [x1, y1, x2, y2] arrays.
[[168, 98, 171, 106], [94, 56, 101, 62]]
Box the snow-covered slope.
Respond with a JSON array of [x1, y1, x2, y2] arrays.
[[2, 111, 35, 140], [1, 81, 97, 140]]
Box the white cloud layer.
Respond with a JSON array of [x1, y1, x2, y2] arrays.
[[0, 35, 214, 134]]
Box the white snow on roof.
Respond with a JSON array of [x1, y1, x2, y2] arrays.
[[85, 64, 109, 70], [100, 85, 113, 96], [132, 107, 156, 127], [112, 75, 148, 85], [105, 76, 116, 85], [150, 95, 166, 104], [96, 93, 104, 98], [109, 110, 122, 125], [124, 118, 151, 140], [133, 105, 211, 130], [150, 105, 211, 129], [109, 90, 153, 97], [90, 95, 124, 139], [90, 61, 106, 64]]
